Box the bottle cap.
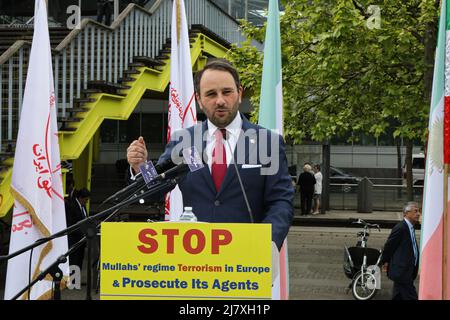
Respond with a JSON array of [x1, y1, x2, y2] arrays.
[[184, 207, 192, 211]]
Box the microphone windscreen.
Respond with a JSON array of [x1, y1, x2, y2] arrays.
[[155, 158, 176, 173]]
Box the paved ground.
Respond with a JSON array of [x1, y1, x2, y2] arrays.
[[287, 226, 415, 300], [1, 209, 419, 300]]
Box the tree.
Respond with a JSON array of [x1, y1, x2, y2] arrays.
[[227, 0, 438, 200]]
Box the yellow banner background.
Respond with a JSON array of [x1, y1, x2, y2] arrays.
[[100, 222, 272, 300]]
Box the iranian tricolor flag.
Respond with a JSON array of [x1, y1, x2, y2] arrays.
[[165, 0, 197, 221], [419, 0, 450, 300], [4, 0, 69, 300], [258, 0, 289, 300]]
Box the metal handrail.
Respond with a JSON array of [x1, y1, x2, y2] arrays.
[[0, 0, 253, 150]]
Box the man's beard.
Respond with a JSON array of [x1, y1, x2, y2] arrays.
[[210, 108, 238, 128]]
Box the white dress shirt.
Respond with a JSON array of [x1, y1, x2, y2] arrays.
[[205, 112, 243, 172], [404, 217, 418, 264]]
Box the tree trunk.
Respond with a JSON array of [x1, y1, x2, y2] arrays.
[[406, 139, 414, 201], [423, 1, 438, 105], [396, 137, 402, 198]]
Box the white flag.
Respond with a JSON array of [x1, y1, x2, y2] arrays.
[[165, 0, 197, 221], [5, 0, 69, 300]]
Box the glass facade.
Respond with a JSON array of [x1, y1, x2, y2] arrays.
[[0, 1, 275, 26], [213, 0, 280, 27], [101, 113, 167, 144]]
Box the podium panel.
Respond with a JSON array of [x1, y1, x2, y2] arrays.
[[100, 222, 272, 300]]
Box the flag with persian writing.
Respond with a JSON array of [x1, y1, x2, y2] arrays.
[[165, 0, 197, 221], [419, 0, 450, 300], [258, 0, 289, 300], [4, 0, 69, 300]]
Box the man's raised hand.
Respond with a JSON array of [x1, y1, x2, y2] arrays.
[[127, 136, 148, 174]]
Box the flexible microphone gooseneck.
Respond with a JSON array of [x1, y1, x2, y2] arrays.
[[223, 131, 254, 223]]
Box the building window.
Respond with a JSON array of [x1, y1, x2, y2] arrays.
[[100, 112, 166, 144]]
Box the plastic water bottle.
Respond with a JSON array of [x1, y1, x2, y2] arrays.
[[179, 206, 198, 222]]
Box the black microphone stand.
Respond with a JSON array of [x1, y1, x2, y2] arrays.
[[11, 238, 86, 300], [0, 177, 179, 300], [79, 171, 183, 300]]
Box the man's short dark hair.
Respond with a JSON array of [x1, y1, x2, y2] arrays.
[[76, 188, 91, 199], [194, 59, 240, 94]]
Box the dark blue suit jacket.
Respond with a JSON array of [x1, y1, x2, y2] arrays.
[[381, 220, 419, 284], [158, 114, 294, 249]]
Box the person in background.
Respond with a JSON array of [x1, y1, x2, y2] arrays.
[[312, 164, 322, 215], [65, 174, 75, 201], [381, 202, 420, 300], [297, 164, 316, 216], [97, 0, 113, 26], [65, 188, 91, 272]]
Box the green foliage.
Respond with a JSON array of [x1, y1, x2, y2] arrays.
[[228, 0, 438, 145]]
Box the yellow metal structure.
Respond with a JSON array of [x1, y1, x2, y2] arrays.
[[0, 33, 228, 217]]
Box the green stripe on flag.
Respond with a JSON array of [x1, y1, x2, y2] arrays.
[[447, 0, 450, 31], [258, 0, 282, 132], [430, 0, 446, 113]]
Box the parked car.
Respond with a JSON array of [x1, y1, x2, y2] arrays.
[[403, 153, 425, 186], [330, 166, 362, 185], [330, 166, 361, 193]]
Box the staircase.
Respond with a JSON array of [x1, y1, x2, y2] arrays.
[[0, 27, 70, 56], [0, 0, 253, 217]]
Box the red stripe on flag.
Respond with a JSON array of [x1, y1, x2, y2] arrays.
[[445, 97, 450, 164], [419, 200, 450, 299], [164, 193, 171, 221]]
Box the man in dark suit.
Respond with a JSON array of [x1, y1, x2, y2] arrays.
[[381, 202, 420, 300], [127, 59, 294, 249], [296, 164, 316, 215], [65, 188, 91, 271], [97, 0, 113, 26]]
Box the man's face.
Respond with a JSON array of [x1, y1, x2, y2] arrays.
[[196, 69, 242, 128], [79, 197, 89, 206], [405, 206, 420, 225]]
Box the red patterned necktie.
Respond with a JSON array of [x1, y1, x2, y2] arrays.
[[212, 129, 227, 192]]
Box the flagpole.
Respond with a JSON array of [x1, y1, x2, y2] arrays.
[[444, 164, 449, 299]]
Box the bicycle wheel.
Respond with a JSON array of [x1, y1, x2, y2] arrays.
[[352, 271, 377, 300]]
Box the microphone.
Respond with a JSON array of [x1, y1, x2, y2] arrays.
[[153, 163, 190, 181], [101, 144, 205, 206], [100, 158, 178, 205]]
